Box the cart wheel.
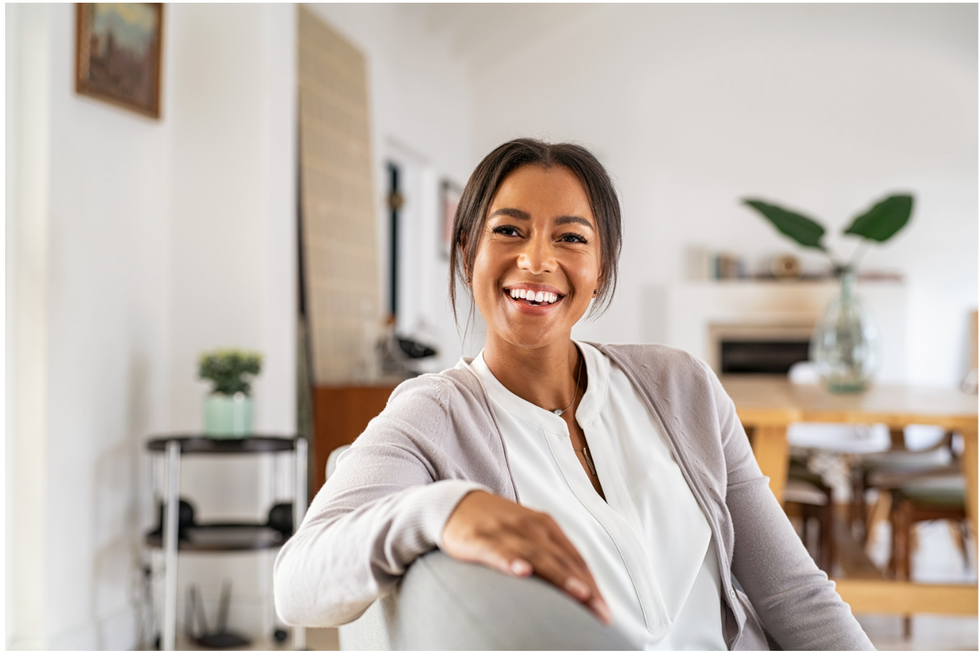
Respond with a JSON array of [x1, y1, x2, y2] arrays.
[[274, 628, 289, 643]]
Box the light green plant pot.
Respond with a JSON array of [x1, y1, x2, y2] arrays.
[[204, 393, 253, 438]]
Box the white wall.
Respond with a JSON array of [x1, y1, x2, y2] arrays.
[[470, 4, 977, 387], [307, 4, 478, 367], [7, 4, 172, 647], [164, 3, 298, 639], [6, 4, 297, 648]]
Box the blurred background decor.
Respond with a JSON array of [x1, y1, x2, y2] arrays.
[[743, 194, 914, 392], [74, 2, 163, 118], [198, 349, 262, 437], [7, 4, 975, 648]]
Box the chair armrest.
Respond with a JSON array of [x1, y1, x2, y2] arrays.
[[339, 551, 634, 650]]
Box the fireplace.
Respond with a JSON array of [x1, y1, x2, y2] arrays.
[[708, 322, 813, 375]]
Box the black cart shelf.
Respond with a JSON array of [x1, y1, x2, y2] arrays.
[[145, 434, 307, 651]]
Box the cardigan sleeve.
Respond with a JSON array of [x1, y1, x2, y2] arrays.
[[273, 380, 490, 628], [705, 363, 875, 650]]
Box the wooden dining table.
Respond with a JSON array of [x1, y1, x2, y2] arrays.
[[720, 375, 978, 616]]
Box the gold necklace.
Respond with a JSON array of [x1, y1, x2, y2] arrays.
[[574, 444, 597, 476], [551, 355, 584, 416]]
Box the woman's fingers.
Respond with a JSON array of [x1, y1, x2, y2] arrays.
[[509, 558, 533, 577], [518, 539, 612, 624], [442, 491, 611, 624]]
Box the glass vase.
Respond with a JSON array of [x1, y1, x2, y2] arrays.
[[810, 270, 880, 393]]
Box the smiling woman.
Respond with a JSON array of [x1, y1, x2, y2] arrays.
[[274, 139, 875, 650]]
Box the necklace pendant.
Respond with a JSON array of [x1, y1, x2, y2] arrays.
[[553, 408, 563, 416], [582, 447, 597, 476]]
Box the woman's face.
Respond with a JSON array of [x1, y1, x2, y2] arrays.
[[468, 164, 602, 353]]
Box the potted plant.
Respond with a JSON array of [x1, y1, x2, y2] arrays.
[[742, 194, 913, 393], [198, 349, 263, 438]]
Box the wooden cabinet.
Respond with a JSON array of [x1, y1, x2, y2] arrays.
[[313, 384, 400, 491]]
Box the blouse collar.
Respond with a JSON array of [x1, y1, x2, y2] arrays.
[[467, 342, 610, 434]]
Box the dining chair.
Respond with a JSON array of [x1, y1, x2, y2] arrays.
[[889, 473, 968, 638]]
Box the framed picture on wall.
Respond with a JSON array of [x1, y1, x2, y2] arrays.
[[440, 179, 462, 260], [75, 3, 164, 118]]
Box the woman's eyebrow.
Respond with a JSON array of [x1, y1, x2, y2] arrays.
[[490, 209, 595, 231], [555, 215, 595, 231], [489, 208, 530, 220]]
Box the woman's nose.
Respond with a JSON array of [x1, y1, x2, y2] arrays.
[[517, 234, 557, 274]]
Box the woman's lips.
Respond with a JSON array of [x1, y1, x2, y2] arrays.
[[504, 288, 565, 315], [508, 288, 561, 304]]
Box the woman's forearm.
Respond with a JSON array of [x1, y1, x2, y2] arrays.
[[273, 445, 486, 627]]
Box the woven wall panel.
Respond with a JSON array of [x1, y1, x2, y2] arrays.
[[298, 7, 379, 384]]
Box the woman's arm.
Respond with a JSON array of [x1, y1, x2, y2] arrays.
[[273, 381, 489, 627], [273, 370, 612, 628], [708, 369, 875, 650]]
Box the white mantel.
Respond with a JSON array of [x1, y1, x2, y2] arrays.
[[646, 280, 908, 382]]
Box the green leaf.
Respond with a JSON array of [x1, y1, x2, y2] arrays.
[[843, 194, 913, 243], [742, 199, 827, 251]]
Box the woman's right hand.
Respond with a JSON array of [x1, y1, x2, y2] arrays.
[[441, 490, 612, 625]]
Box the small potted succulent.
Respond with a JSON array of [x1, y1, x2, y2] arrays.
[[198, 349, 263, 438]]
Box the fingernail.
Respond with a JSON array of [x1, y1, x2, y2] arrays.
[[565, 577, 590, 600], [590, 598, 612, 625], [510, 559, 532, 576]]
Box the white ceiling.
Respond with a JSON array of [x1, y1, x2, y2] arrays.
[[407, 3, 602, 75]]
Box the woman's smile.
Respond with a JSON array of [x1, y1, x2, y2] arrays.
[[505, 288, 563, 306], [504, 283, 565, 315]]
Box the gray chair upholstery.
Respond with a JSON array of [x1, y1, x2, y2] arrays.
[[339, 551, 635, 650]]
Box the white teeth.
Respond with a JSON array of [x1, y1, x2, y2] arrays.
[[508, 289, 561, 304]]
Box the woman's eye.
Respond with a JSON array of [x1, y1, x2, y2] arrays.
[[493, 225, 520, 237], [559, 233, 588, 244]]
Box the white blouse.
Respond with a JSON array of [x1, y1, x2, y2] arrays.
[[466, 342, 726, 650]]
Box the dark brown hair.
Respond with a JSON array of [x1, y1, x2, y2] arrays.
[[449, 138, 622, 322]]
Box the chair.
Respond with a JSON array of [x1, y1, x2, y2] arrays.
[[784, 461, 835, 572], [324, 445, 634, 650], [871, 310, 977, 638], [851, 428, 958, 545], [889, 473, 969, 638], [783, 362, 890, 571], [783, 466, 834, 574], [326, 444, 350, 480], [857, 311, 976, 550]]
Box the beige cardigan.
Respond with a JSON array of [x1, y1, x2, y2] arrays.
[[274, 343, 873, 650]]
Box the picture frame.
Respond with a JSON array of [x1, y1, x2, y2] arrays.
[[75, 3, 164, 119], [440, 179, 462, 259]]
